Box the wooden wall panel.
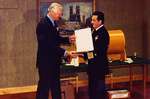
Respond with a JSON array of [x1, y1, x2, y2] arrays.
[[95, 0, 144, 56], [0, 0, 38, 87], [0, 0, 18, 9], [144, 0, 150, 58], [0, 0, 149, 88]]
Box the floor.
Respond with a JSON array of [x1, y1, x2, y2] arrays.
[[77, 81, 150, 99], [0, 81, 150, 99]]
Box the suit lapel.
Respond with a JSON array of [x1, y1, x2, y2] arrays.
[[45, 16, 53, 27], [92, 30, 99, 42], [45, 16, 58, 33]]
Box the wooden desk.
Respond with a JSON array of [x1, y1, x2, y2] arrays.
[[61, 56, 150, 99], [109, 63, 148, 98]]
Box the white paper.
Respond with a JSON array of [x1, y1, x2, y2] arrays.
[[75, 28, 94, 52], [65, 57, 79, 67], [124, 58, 133, 64]]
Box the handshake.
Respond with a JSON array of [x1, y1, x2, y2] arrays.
[[65, 51, 83, 63], [64, 34, 84, 64]]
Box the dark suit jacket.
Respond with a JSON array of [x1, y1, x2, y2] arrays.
[[88, 26, 110, 76], [36, 16, 69, 73]]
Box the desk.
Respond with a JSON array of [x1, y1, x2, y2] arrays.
[[60, 57, 150, 99]]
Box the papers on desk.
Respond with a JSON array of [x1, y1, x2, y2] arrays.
[[75, 28, 94, 52], [65, 57, 79, 67], [124, 58, 133, 63]]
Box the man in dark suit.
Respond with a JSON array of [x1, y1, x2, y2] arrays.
[[87, 11, 110, 99], [36, 3, 76, 99]]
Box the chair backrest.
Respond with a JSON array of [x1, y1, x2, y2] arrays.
[[107, 30, 126, 61], [77, 29, 127, 63]]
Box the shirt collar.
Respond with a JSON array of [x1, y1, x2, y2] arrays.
[[95, 24, 104, 31], [47, 14, 55, 26]]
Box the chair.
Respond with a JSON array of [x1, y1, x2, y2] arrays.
[[107, 30, 127, 61], [60, 73, 79, 93]]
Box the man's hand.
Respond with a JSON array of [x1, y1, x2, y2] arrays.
[[65, 51, 78, 63], [66, 51, 78, 58]]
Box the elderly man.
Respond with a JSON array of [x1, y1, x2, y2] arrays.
[[36, 2, 76, 99]]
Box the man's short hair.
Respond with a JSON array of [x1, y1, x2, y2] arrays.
[[92, 11, 104, 24], [48, 2, 63, 12]]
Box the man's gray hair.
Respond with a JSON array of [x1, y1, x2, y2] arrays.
[[48, 2, 63, 12]]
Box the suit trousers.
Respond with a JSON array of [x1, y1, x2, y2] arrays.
[[88, 73, 107, 99], [36, 67, 61, 99]]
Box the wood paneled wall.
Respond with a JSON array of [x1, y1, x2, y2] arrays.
[[0, 0, 149, 88], [0, 0, 38, 87], [95, 0, 145, 56]]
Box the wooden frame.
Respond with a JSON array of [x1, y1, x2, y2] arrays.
[[36, 0, 95, 31]]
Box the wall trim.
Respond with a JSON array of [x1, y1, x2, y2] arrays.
[[0, 74, 149, 95]]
